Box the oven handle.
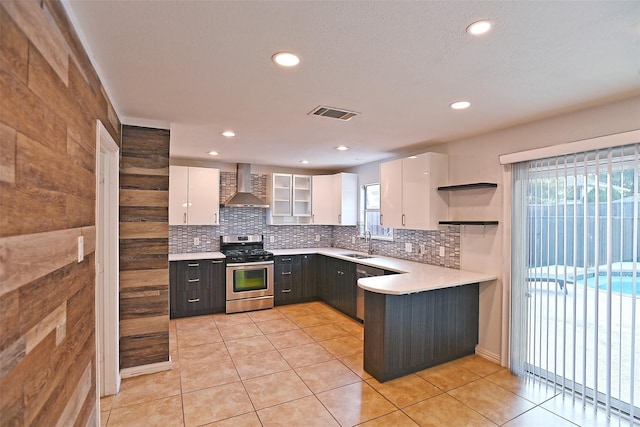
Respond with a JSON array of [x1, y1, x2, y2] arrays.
[[226, 261, 274, 268]]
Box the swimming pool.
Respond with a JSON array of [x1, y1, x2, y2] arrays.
[[581, 273, 639, 296]]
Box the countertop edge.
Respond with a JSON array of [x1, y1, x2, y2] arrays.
[[271, 247, 497, 295], [169, 252, 225, 261], [167, 248, 497, 294]]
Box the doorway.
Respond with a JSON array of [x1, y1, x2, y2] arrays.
[[96, 120, 120, 399]]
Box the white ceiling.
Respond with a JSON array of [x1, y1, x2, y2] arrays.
[[65, 0, 640, 170]]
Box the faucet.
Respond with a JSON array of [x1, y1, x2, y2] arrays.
[[365, 230, 374, 255]]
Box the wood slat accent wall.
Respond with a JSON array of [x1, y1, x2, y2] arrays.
[[119, 126, 170, 369], [0, 1, 121, 426]]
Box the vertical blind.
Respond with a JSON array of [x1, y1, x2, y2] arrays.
[[511, 144, 639, 421]]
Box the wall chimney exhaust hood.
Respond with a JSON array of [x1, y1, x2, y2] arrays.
[[224, 163, 269, 208]]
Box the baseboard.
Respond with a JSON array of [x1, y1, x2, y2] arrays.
[[119, 358, 172, 379], [475, 346, 502, 365]]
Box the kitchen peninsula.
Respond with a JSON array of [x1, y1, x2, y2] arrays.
[[273, 249, 496, 382]]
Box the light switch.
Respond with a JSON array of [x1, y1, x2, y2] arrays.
[[405, 243, 412, 253], [439, 246, 445, 257], [194, 237, 200, 246], [270, 235, 275, 243], [77, 235, 84, 263], [315, 234, 320, 242]]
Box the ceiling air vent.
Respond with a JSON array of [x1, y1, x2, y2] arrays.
[[309, 105, 359, 121]]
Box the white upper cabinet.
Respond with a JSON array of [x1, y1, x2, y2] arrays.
[[169, 165, 189, 225], [169, 165, 220, 226], [380, 152, 448, 230], [311, 175, 334, 225], [271, 173, 293, 217], [312, 172, 358, 226], [267, 173, 312, 224], [292, 175, 312, 217]]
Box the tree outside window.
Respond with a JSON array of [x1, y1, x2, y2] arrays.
[[360, 183, 393, 239]]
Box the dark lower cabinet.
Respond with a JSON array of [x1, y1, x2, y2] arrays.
[[318, 256, 357, 318], [274, 254, 318, 305], [363, 282, 479, 382], [300, 254, 317, 300], [274, 255, 301, 304], [170, 259, 225, 318]]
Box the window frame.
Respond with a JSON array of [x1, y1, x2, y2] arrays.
[[359, 183, 393, 241]]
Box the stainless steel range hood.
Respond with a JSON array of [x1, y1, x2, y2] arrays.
[[224, 163, 269, 208]]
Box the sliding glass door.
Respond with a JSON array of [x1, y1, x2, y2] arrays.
[[511, 144, 640, 420]]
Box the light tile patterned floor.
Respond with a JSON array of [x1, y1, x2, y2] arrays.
[[99, 302, 635, 426]]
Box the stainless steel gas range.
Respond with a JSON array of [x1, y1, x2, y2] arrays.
[[221, 235, 274, 313]]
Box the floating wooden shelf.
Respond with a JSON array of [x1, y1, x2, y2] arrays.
[[438, 183, 497, 191], [439, 221, 499, 226]]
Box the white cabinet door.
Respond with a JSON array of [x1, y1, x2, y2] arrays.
[[402, 153, 448, 230], [271, 173, 293, 217], [402, 154, 431, 229], [311, 175, 334, 225], [169, 166, 189, 225], [169, 165, 220, 226], [292, 175, 312, 217], [335, 173, 358, 225], [380, 159, 403, 228], [380, 153, 448, 230], [311, 173, 358, 225], [188, 167, 220, 225]]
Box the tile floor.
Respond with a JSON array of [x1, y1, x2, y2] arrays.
[[99, 302, 636, 426]]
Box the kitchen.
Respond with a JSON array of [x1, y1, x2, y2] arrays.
[[1, 1, 639, 426]]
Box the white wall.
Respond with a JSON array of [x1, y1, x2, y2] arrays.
[[346, 94, 640, 364]]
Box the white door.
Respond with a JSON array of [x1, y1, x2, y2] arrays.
[[95, 120, 120, 399]]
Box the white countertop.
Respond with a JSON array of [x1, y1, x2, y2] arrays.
[[169, 247, 496, 295], [169, 252, 225, 261]]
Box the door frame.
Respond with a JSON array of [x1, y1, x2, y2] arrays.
[[95, 120, 120, 400]]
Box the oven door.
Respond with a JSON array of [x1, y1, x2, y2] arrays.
[[226, 261, 274, 301]]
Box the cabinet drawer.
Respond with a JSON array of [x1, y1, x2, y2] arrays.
[[275, 255, 301, 265]]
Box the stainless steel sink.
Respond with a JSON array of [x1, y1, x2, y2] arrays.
[[341, 253, 373, 259]]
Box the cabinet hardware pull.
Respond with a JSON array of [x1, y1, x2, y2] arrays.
[[380, 213, 383, 226], [402, 214, 406, 226], [338, 214, 341, 224], [312, 214, 315, 223], [281, 289, 292, 293], [188, 298, 200, 303], [188, 278, 200, 282], [212, 260, 223, 264], [188, 263, 200, 267], [281, 272, 292, 275], [214, 213, 218, 223], [183, 212, 187, 224], [282, 257, 292, 261]]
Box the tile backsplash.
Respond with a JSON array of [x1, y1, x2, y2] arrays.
[[169, 171, 461, 268]]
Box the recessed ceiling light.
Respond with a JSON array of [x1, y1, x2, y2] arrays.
[[335, 146, 349, 151], [272, 52, 300, 67], [300, 160, 309, 164], [467, 20, 492, 36], [208, 151, 219, 156], [221, 131, 235, 137], [450, 101, 471, 110]]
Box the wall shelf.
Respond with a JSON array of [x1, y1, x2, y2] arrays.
[[439, 221, 499, 226], [438, 182, 497, 191]]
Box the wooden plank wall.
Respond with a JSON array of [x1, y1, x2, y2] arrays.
[[119, 126, 170, 369], [0, 1, 121, 426]]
